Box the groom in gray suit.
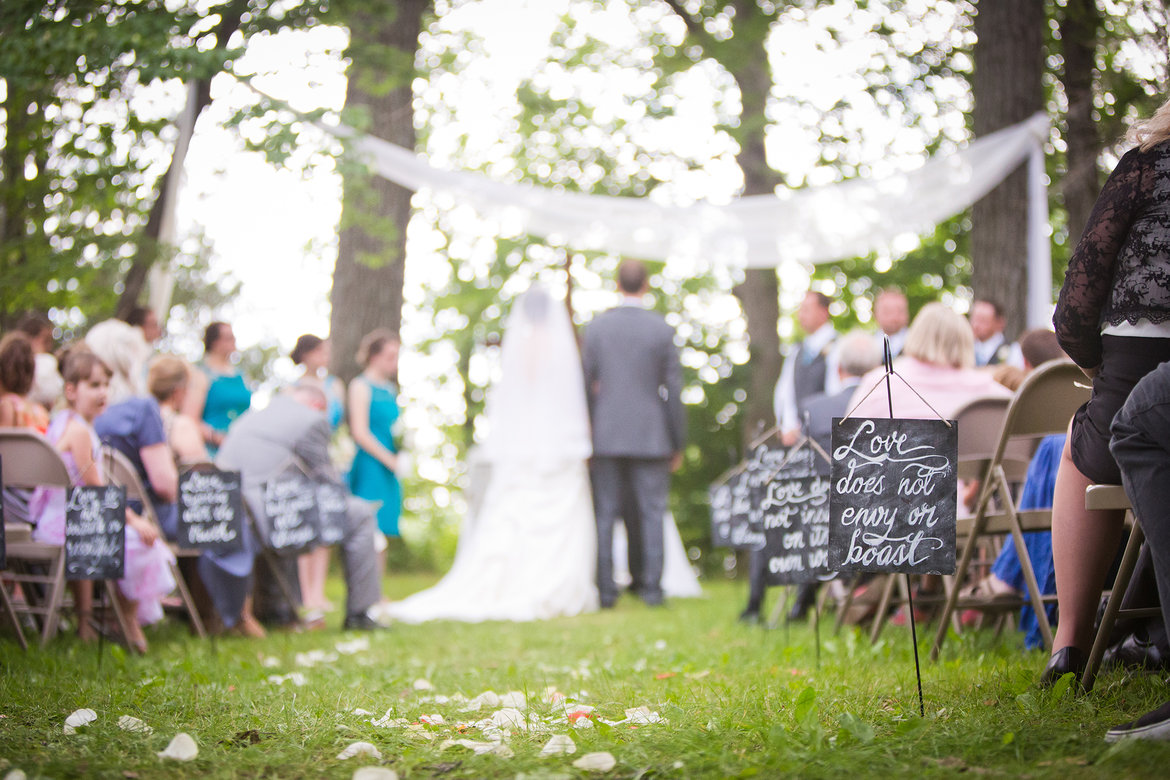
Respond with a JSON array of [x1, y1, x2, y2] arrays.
[[584, 260, 685, 607], [216, 385, 384, 630]]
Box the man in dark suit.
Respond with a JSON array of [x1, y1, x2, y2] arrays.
[[216, 385, 384, 630], [584, 259, 685, 608]]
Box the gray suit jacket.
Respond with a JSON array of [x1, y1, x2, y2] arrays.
[[583, 304, 685, 458], [215, 394, 340, 489]]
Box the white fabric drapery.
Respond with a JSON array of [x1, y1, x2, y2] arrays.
[[340, 112, 1051, 325]]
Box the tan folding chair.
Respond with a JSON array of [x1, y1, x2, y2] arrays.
[[1079, 485, 1159, 692], [866, 395, 1017, 642], [931, 360, 1091, 660], [103, 448, 207, 638]]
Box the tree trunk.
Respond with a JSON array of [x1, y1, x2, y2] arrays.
[[971, 0, 1044, 340], [731, 49, 782, 446], [1058, 0, 1101, 248], [330, 0, 430, 383]]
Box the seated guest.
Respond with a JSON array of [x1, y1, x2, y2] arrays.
[[850, 302, 1012, 420], [85, 319, 150, 402], [215, 384, 385, 631], [148, 356, 209, 467], [16, 311, 62, 417], [0, 332, 45, 430], [28, 347, 174, 652], [1105, 360, 1170, 741]]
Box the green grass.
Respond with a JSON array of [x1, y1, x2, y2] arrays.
[[2, 577, 1168, 778]]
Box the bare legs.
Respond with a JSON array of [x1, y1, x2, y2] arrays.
[[1050, 429, 1126, 655], [297, 547, 332, 614]]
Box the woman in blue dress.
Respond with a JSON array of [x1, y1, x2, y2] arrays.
[[348, 329, 402, 545], [291, 333, 347, 623], [182, 321, 251, 456]]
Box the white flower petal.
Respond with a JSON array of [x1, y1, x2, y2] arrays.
[[411, 679, 433, 691], [370, 713, 410, 728], [489, 708, 528, 731], [623, 706, 664, 724], [439, 738, 500, 755], [572, 718, 594, 730], [336, 637, 371, 655], [418, 713, 445, 725], [261, 656, 281, 668], [573, 751, 616, 772], [117, 715, 153, 734], [337, 741, 382, 760], [654, 639, 667, 650], [352, 708, 374, 717], [157, 733, 198, 761], [498, 691, 527, 709], [539, 735, 577, 757], [4, 770, 28, 780], [63, 708, 97, 734], [461, 691, 501, 711], [352, 768, 398, 780]]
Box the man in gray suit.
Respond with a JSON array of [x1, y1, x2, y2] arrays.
[[216, 385, 384, 630], [584, 259, 685, 607]]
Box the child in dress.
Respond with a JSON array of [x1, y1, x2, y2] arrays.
[[29, 347, 174, 652]]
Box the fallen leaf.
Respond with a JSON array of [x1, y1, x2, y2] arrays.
[[352, 768, 398, 780], [157, 733, 198, 761], [64, 708, 97, 734], [337, 742, 382, 760], [540, 735, 576, 757], [117, 715, 153, 734], [573, 752, 616, 772]]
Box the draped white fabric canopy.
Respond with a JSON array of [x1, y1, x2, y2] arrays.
[[339, 112, 1052, 325]]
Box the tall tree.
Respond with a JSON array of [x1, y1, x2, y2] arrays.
[[329, 0, 432, 382], [1057, 0, 1100, 247], [970, 0, 1044, 338]]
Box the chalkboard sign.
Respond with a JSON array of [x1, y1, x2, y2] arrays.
[[709, 480, 734, 548], [726, 470, 764, 550], [315, 482, 349, 546], [65, 485, 126, 581], [177, 469, 245, 553], [260, 469, 320, 551], [762, 471, 832, 586], [829, 417, 957, 575]]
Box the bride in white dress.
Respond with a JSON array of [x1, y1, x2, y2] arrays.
[[386, 286, 600, 622]]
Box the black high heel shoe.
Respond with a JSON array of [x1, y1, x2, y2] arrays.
[[1039, 646, 1087, 687]]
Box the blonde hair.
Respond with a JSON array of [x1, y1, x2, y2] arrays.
[[147, 355, 191, 402], [1127, 97, 1170, 152], [85, 318, 149, 403], [903, 302, 975, 370]]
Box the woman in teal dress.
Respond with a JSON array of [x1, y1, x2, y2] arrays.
[[348, 329, 402, 538], [182, 321, 251, 456]]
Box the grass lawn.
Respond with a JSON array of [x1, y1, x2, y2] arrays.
[[1, 576, 1168, 778]]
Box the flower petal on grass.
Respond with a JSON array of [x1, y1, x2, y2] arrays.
[[411, 679, 434, 691], [336, 637, 370, 655], [352, 708, 374, 717], [63, 709, 97, 734], [418, 713, 446, 725], [440, 738, 504, 755], [117, 715, 153, 734], [157, 733, 198, 761], [261, 656, 281, 668], [267, 673, 307, 687], [370, 713, 410, 728], [498, 691, 527, 709], [461, 691, 501, 711], [540, 735, 576, 757], [336, 741, 382, 760], [295, 650, 339, 667], [489, 708, 528, 731], [352, 768, 398, 780], [572, 752, 616, 772], [624, 706, 664, 724]]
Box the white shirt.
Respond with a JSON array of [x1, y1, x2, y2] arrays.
[[773, 323, 839, 432], [973, 332, 1006, 367]]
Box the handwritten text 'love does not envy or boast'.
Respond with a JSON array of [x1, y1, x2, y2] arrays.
[[832, 420, 951, 570]]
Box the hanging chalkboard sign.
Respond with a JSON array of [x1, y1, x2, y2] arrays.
[[762, 469, 832, 586], [64, 485, 126, 581], [828, 417, 957, 575], [177, 468, 245, 553], [315, 481, 349, 546], [709, 480, 734, 548], [726, 470, 764, 550], [260, 469, 320, 551]]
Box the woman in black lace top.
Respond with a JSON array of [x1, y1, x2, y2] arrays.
[[1042, 98, 1170, 685]]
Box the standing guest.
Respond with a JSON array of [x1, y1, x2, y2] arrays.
[[124, 306, 162, 346], [29, 348, 174, 652], [291, 334, 347, 623], [0, 332, 46, 431], [774, 290, 839, 447], [16, 311, 62, 415], [970, 298, 1014, 367], [583, 259, 685, 608], [348, 330, 403, 553], [291, 334, 345, 432], [182, 322, 251, 456], [873, 288, 910, 358], [1043, 96, 1170, 685]]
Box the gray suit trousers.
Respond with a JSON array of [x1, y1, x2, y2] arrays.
[[592, 456, 670, 603]]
